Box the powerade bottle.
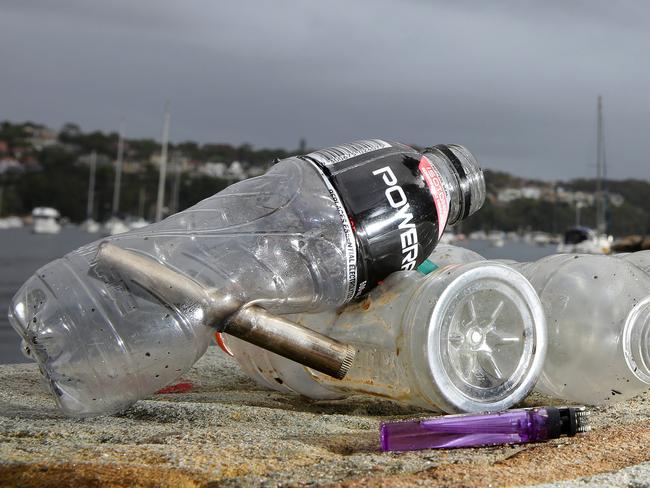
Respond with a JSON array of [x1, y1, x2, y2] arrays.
[[9, 140, 485, 416]]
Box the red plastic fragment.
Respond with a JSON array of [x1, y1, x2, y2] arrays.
[[215, 332, 234, 357], [156, 381, 194, 394]]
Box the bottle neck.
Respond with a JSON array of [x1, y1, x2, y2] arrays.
[[423, 145, 486, 226], [623, 297, 650, 383], [422, 150, 462, 226]]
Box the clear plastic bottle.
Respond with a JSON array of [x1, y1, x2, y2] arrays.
[[422, 246, 650, 404], [618, 250, 650, 276], [226, 261, 547, 414], [9, 140, 485, 416], [514, 254, 650, 404]]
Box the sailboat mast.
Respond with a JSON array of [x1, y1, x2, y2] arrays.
[[112, 120, 125, 217], [601, 101, 608, 234], [87, 151, 97, 221], [595, 95, 607, 234], [170, 160, 181, 214], [138, 186, 146, 219], [155, 102, 171, 222]]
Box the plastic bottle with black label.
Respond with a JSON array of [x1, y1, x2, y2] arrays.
[[9, 139, 485, 416]]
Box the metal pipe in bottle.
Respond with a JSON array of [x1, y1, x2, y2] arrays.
[[95, 242, 355, 379]]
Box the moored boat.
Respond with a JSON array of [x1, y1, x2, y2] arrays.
[[557, 226, 611, 254], [32, 207, 61, 234]]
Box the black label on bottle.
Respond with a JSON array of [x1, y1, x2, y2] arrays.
[[303, 140, 449, 298], [305, 161, 359, 303]]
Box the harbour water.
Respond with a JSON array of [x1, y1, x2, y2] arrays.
[[0, 228, 558, 364], [0, 227, 99, 365]]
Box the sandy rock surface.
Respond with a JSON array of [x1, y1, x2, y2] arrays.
[[1, 347, 649, 487]]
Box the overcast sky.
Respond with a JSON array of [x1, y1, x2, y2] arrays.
[[2, 0, 649, 180]]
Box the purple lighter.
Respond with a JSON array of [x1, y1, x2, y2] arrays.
[[380, 406, 590, 452]]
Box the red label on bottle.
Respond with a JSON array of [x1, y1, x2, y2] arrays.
[[418, 156, 449, 238]]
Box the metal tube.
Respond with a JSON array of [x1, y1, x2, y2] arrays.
[[94, 242, 355, 379], [95, 242, 240, 325], [223, 306, 355, 380]]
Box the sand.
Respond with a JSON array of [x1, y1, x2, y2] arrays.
[[1, 347, 649, 487]]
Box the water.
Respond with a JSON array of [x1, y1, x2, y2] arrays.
[[0, 227, 99, 364], [0, 229, 557, 364], [458, 239, 558, 262]]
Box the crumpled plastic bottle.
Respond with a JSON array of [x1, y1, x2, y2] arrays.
[[9, 140, 485, 416], [423, 245, 650, 404], [226, 260, 547, 414]]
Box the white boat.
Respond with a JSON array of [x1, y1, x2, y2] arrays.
[[0, 216, 23, 229], [558, 97, 613, 257], [103, 217, 130, 236], [468, 230, 487, 240], [557, 227, 611, 255], [505, 231, 520, 242], [487, 231, 505, 247], [127, 217, 150, 230], [532, 231, 552, 246], [81, 219, 101, 233], [32, 207, 61, 234]]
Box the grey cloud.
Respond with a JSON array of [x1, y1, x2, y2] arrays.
[[1, 0, 649, 179]]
